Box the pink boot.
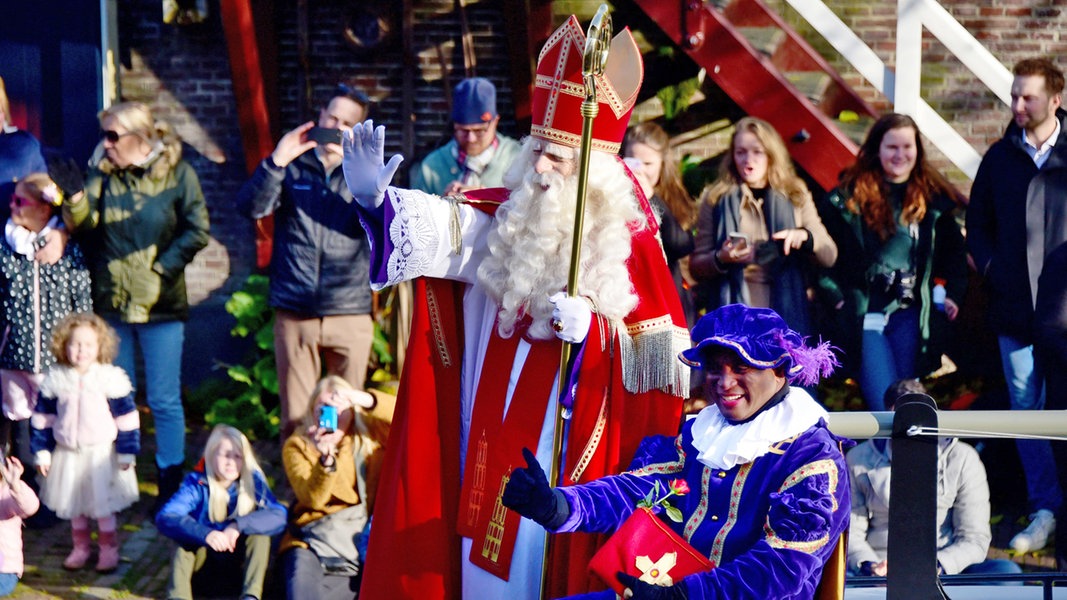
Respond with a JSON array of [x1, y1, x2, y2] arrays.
[[64, 526, 92, 570], [96, 530, 120, 573]]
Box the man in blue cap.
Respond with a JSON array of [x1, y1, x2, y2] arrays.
[[410, 77, 521, 196], [503, 304, 851, 599]]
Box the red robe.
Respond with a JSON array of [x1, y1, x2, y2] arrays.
[[359, 184, 689, 599]]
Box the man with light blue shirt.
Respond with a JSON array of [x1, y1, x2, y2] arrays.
[[966, 56, 1067, 553]]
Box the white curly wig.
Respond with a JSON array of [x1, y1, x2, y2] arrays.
[[478, 137, 645, 340]]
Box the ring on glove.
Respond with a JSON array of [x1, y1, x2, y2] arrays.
[[551, 318, 565, 333]]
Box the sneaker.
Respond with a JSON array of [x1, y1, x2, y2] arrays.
[[1010, 509, 1056, 553]]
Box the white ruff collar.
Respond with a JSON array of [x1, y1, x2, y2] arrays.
[[691, 387, 828, 470]]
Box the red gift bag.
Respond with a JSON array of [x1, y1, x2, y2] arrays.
[[588, 507, 714, 594]]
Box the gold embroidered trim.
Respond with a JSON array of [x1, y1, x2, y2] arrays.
[[425, 285, 452, 368], [683, 464, 711, 546], [444, 194, 463, 256], [708, 462, 752, 566], [767, 433, 801, 455], [569, 392, 609, 483], [764, 529, 830, 553], [626, 434, 686, 477], [625, 314, 674, 336], [528, 125, 621, 154], [677, 337, 804, 378], [778, 458, 840, 512]]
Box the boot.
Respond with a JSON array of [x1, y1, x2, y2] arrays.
[[152, 464, 185, 516], [96, 530, 120, 573], [63, 526, 92, 570]]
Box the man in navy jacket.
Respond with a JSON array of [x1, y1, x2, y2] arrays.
[[966, 56, 1067, 553]]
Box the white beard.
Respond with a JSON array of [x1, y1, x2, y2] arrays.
[[478, 144, 643, 341]]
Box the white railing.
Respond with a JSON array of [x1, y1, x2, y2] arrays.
[[784, 0, 1013, 180]]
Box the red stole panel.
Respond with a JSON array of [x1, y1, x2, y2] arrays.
[[457, 328, 561, 579]]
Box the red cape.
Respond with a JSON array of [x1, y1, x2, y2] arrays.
[[360, 187, 687, 599]]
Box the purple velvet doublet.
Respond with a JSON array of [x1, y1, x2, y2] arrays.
[[554, 419, 850, 600]]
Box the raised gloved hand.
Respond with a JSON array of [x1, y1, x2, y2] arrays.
[[342, 119, 404, 209], [617, 572, 689, 600], [501, 447, 569, 530], [548, 292, 592, 344], [46, 155, 85, 201]]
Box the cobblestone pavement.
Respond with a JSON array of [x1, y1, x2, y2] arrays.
[[12, 412, 289, 600]]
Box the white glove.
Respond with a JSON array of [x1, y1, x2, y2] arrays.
[[343, 119, 404, 209], [549, 292, 592, 344]]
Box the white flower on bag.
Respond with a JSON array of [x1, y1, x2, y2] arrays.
[[635, 552, 678, 586]]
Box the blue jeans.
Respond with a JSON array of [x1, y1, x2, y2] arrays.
[[0, 573, 17, 597], [999, 336, 1063, 513], [109, 320, 186, 469], [859, 307, 919, 412]]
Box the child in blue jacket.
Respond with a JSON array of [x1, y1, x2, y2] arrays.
[[156, 424, 286, 600]]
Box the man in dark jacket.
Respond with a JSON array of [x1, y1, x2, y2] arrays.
[[966, 56, 1067, 553], [237, 84, 374, 439]]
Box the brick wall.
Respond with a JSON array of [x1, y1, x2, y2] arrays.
[[270, 0, 517, 180], [766, 0, 1067, 195], [117, 0, 516, 310], [118, 0, 253, 308]]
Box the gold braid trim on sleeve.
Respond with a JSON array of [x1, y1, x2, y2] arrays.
[[762, 458, 842, 554]]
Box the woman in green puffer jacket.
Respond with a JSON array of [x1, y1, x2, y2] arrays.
[[62, 101, 210, 512]]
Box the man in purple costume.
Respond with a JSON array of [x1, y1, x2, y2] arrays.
[[504, 304, 850, 599]]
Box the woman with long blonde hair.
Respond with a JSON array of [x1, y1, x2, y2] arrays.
[[62, 101, 210, 512], [156, 424, 286, 600], [689, 117, 837, 334], [280, 375, 389, 599]]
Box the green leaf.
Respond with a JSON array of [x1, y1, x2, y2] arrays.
[[665, 506, 683, 523], [228, 365, 252, 386]]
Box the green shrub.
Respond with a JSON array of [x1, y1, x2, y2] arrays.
[[188, 274, 280, 440], [188, 274, 400, 440]]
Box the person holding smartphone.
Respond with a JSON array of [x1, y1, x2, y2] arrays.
[[280, 375, 387, 600], [689, 117, 837, 337], [236, 83, 377, 440]]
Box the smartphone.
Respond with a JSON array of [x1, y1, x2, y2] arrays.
[[318, 405, 338, 433], [307, 126, 343, 146], [728, 232, 750, 248]]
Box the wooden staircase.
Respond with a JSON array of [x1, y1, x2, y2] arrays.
[[628, 0, 879, 192]]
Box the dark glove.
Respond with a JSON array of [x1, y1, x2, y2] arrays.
[[46, 155, 85, 200], [616, 572, 689, 600], [501, 447, 569, 529]]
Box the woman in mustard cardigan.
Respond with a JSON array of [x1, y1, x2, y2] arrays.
[[280, 376, 389, 599]]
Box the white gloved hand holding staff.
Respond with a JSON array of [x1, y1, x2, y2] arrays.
[[549, 292, 593, 344]]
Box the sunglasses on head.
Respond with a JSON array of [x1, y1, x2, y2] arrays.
[[334, 83, 370, 106], [102, 129, 137, 144]]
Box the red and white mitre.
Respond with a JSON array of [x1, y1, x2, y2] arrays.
[[531, 15, 644, 154]]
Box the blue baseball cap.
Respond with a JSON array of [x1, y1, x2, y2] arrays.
[[452, 77, 497, 125]]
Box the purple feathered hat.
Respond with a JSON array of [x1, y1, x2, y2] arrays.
[[679, 304, 838, 387]]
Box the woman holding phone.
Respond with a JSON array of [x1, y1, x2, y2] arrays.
[[280, 375, 388, 599], [689, 117, 837, 335]]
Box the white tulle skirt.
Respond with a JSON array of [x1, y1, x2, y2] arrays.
[[40, 442, 139, 519]]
